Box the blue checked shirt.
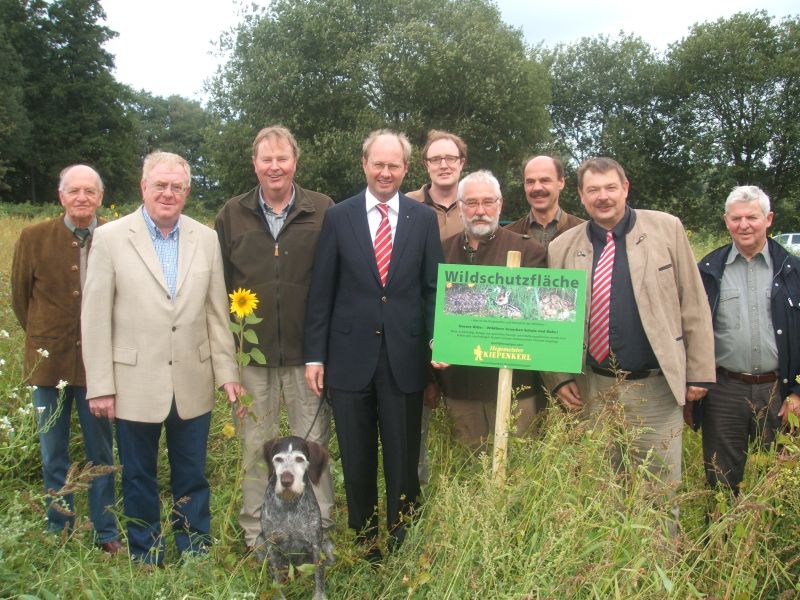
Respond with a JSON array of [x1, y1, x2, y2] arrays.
[[142, 206, 179, 298]]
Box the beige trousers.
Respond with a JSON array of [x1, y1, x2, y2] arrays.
[[235, 365, 335, 545], [444, 395, 537, 450]]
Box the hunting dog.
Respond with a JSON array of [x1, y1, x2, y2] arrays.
[[256, 436, 331, 600]]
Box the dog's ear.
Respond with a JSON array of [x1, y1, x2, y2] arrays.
[[306, 441, 329, 485], [262, 438, 280, 479]]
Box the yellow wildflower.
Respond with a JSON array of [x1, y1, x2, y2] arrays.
[[221, 422, 236, 439], [229, 288, 259, 319]]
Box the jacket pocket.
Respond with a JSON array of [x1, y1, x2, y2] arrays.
[[113, 346, 137, 365], [198, 339, 211, 362]]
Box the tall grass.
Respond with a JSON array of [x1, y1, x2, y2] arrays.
[[1, 214, 798, 598]]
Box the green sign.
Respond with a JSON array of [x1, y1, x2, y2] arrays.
[[431, 264, 587, 373]]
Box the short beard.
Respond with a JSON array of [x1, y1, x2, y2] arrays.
[[464, 218, 498, 240]]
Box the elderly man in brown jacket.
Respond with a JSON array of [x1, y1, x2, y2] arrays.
[[11, 164, 121, 553], [545, 157, 715, 531], [439, 170, 546, 448]]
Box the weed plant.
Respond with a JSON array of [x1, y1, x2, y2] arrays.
[[0, 213, 798, 598]]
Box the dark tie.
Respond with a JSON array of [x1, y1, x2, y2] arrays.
[[588, 230, 615, 363], [374, 203, 392, 287], [73, 227, 91, 248]]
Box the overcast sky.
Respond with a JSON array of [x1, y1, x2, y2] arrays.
[[101, 0, 798, 102]]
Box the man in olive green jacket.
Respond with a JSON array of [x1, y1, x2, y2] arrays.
[[214, 126, 335, 552]]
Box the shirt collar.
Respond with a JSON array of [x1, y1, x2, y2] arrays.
[[258, 184, 296, 216], [528, 207, 562, 228], [63, 214, 98, 233], [727, 240, 771, 266], [141, 205, 179, 240], [365, 188, 400, 215]]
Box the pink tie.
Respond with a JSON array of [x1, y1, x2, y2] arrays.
[[588, 230, 615, 363], [374, 203, 392, 287]]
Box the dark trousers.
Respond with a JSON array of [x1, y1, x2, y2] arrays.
[[116, 401, 211, 564], [330, 341, 422, 545], [702, 373, 782, 494]]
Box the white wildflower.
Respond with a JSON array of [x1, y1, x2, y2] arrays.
[[0, 358, 5, 367], [56, 379, 68, 391], [8, 391, 17, 399], [0, 416, 14, 433], [36, 406, 45, 414], [0, 330, 8, 338], [36, 348, 49, 358], [17, 405, 31, 416], [25, 385, 37, 393]]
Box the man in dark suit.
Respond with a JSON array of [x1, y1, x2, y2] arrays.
[[304, 130, 443, 560]]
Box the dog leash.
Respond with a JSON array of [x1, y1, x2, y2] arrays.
[[303, 385, 329, 441]]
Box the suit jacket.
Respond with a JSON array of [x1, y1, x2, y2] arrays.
[[303, 190, 444, 393], [544, 209, 715, 405], [82, 208, 238, 422], [12, 216, 105, 386]]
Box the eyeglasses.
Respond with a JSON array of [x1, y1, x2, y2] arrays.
[[150, 182, 188, 195], [425, 155, 461, 167], [368, 162, 404, 173], [460, 198, 499, 209]]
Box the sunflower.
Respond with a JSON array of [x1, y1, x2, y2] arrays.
[[229, 288, 259, 319]]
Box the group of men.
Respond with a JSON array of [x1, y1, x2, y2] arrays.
[[11, 124, 800, 566]]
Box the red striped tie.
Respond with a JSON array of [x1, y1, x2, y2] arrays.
[[588, 230, 615, 363], [374, 203, 392, 286]]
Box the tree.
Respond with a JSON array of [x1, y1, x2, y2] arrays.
[[667, 11, 800, 228], [0, 0, 139, 203], [207, 0, 550, 214], [545, 34, 702, 222]]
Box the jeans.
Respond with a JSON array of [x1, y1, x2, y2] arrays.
[[33, 385, 118, 543], [116, 401, 211, 564]]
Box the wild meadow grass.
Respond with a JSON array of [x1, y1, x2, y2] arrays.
[[1, 214, 798, 598]]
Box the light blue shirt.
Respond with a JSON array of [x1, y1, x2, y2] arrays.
[[141, 206, 179, 298]]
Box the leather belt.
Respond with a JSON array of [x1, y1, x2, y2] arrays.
[[717, 366, 777, 385], [590, 365, 661, 381]]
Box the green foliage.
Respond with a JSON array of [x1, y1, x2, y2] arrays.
[[206, 0, 550, 214]]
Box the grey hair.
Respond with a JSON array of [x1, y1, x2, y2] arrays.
[[457, 170, 502, 202], [725, 185, 770, 215], [58, 164, 104, 192]]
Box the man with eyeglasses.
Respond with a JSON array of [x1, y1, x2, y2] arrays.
[[438, 170, 545, 448], [82, 151, 241, 565], [304, 130, 443, 562], [214, 126, 336, 555], [12, 164, 121, 554], [506, 155, 584, 248], [407, 130, 467, 483]]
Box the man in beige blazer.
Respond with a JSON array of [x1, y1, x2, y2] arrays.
[[82, 152, 240, 565], [545, 157, 715, 531]]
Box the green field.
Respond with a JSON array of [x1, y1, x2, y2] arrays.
[[1, 214, 798, 599]]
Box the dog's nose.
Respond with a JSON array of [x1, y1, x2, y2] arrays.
[[280, 472, 294, 487]]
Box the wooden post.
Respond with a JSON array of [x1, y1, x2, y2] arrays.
[[492, 250, 521, 485]]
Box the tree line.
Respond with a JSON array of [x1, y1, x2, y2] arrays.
[[1, 0, 797, 229]]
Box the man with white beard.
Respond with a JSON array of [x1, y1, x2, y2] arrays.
[[437, 170, 546, 449]]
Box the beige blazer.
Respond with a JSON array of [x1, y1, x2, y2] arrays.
[[545, 209, 715, 405], [82, 208, 238, 422]]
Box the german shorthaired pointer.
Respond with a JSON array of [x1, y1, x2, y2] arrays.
[[256, 436, 331, 600]]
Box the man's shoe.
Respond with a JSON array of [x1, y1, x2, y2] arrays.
[[364, 546, 383, 565], [99, 539, 124, 555]]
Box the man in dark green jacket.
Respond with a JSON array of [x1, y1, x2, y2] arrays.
[[214, 126, 334, 553]]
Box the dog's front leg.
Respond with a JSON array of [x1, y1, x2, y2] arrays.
[[312, 544, 327, 600]]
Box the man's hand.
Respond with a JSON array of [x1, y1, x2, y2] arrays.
[[430, 360, 450, 370], [556, 381, 582, 411], [683, 400, 696, 429], [685, 385, 708, 402], [222, 382, 247, 419], [89, 395, 116, 421], [778, 392, 800, 431], [305, 365, 325, 398]]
